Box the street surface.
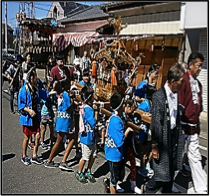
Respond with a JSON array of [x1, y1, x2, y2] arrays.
[[2, 69, 208, 194]]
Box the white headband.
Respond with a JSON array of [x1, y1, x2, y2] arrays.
[[84, 94, 93, 103], [112, 98, 124, 111]]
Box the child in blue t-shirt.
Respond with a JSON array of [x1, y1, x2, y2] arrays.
[[75, 86, 97, 183], [44, 81, 75, 171], [133, 113, 154, 178], [40, 79, 56, 150], [103, 93, 133, 194], [79, 70, 93, 87], [135, 63, 159, 112], [121, 98, 141, 194]]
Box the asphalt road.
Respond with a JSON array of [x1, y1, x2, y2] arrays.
[[2, 77, 208, 194]]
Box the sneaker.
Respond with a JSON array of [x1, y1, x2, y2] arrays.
[[31, 156, 43, 165], [59, 162, 73, 171], [130, 180, 142, 194], [21, 156, 31, 165], [172, 184, 180, 193], [85, 170, 96, 183], [40, 142, 48, 150], [140, 182, 147, 194], [75, 172, 88, 183], [10, 111, 15, 114], [103, 178, 110, 194], [138, 167, 149, 177], [44, 161, 59, 168], [28, 142, 34, 150], [116, 183, 125, 193]]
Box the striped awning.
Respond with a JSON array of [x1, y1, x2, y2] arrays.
[[53, 32, 99, 51]]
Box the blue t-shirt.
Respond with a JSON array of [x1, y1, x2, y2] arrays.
[[40, 94, 56, 118], [137, 99, 151, 113], [79, 80, 94, 87], [55, 91, 72, 133], [79, 104, 96, 145], [105, 114, 125, 162], [135, 80, 148, 98], [134, 123, 147, 143]]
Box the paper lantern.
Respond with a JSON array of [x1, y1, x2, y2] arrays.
[[134, 42, 138, 51], [149, 43, 154, 52]]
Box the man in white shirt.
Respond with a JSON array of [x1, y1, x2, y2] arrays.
[[144, 63, 185, 194], [22, 53, 32, 82], [81, 51, 91, 74]]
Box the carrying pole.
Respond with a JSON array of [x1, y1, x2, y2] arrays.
[[5, 2, 8, 53]]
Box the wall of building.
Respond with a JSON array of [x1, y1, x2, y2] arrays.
[[46, 2, 65, 21], [183, 2, 207, 29]]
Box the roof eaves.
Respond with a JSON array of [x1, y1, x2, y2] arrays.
[[63, 15, 110, 24], [100, 2, 132, 9], [60, 5, 95, 22]]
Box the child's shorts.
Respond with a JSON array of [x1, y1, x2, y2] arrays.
[[41, 114, 54, 124], [22, 120, 40, 136], [108, 159, 125, 187], [81, 143, 97, 161]]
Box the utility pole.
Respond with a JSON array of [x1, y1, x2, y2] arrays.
[[32, 2, 35, 19], [5, 2, 8, 52], [18, 2, 21, 54]]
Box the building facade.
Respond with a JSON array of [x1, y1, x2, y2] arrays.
[[2, 24, 14, 49], [180, 2, 208, 112]]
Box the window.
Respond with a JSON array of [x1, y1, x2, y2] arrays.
[[53, 6, 57, 19], [58, 11, 59, 16]]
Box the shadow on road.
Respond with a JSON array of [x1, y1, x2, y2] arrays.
[[2, 153, 15, 162], [93, 161, 110, 178]]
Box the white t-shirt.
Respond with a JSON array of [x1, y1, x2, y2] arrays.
[[22, 61, 28, 81]]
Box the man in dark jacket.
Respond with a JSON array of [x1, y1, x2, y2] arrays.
[[144, 63, 185, 193], [5, 54, 23, 114]]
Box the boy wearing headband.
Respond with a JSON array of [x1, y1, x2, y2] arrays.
[[103, 93, 133, 194], [75, 86, 97, 183], [121, 98, 141, 194], [79, 70, 93, 87]]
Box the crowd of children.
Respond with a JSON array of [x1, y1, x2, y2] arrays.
[[4, 50, 161, 194]]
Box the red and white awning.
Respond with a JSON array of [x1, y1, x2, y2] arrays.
[[53, 32, 99, 51]]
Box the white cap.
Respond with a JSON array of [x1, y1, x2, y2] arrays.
[[73, 58, 81, 66]]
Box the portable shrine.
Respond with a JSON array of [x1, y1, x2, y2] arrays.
[[93, 16, 142, 102]]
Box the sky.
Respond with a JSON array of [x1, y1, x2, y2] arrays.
[[2, 2, 104, 29]]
